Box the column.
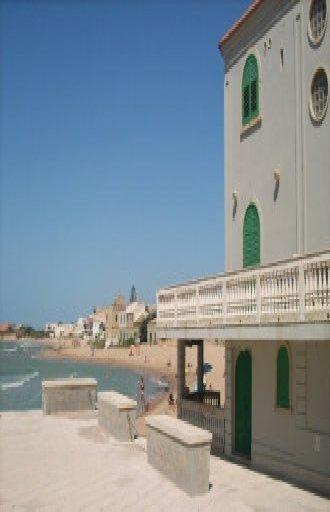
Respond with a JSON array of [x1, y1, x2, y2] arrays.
[[177, 339, 186, 419], [197, 340, 204, 393]]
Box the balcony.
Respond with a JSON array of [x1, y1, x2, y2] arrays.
[[157, 250, 330, 341]]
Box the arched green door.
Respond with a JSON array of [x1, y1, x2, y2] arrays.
[[235, 350, 252, 457], [243, 203, 260, 268]]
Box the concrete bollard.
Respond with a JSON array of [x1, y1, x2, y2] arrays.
[[42, 378, 97, 415], [98, 391, 137, 442]]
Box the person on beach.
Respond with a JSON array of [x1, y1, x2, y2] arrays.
[[139, 376, 145, 412]]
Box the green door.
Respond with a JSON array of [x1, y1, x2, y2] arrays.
[[243, 203, 260, 268], [235, 350, 252, 457]]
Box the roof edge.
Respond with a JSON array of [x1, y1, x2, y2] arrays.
[[218, 0, 265, 53]]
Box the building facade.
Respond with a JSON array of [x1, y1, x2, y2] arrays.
[[157, 0, 330, 495], [118, 302, 147, 344], [147, 318, 157, 345], [221, 0, 330, 493], [105, 295, 126, 346], [223, 0, 330, 272]]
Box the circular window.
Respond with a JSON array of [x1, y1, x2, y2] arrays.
[[310, 68, 328, 122], [309, 0, 327, 44]]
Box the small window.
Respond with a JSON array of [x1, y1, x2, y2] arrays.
[[276, 346, 290, 408], [309, 0, 327, 44], [310, 68, 328, 122], [242, 54, 259, 126]]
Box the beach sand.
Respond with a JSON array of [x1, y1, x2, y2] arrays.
[[40, 341, 225, 436]]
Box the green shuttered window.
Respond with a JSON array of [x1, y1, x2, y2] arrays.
[[277, 346, 290, 408], [242, 54, 259, 126], [243, 203, 260, 268]]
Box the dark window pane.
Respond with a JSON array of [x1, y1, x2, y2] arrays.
[[251, 80, 257, 113], [243, 86, 250, 121]]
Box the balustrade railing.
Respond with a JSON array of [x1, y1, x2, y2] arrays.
[[157, 250, 330, 328], [183, 390, 221, 407], [181, 398, 224, 454]]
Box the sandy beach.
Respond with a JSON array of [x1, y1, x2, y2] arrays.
[[40, 341, 225, 396], [39, 340, 226, 435]]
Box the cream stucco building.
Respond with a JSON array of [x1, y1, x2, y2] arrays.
[[157, 0, 330, 495], [105, 295, 126, 346]]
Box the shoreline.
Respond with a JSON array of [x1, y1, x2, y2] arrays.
[[2, 340, 225, 434], [38, 347, 177, 381], [38, 347, 179, 435]]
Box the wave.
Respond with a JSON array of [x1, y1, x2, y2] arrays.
[[3, 347, 18, 353], [1, 371, 40, 391]]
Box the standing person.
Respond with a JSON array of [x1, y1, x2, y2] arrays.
[[139, 376, 145, 412]]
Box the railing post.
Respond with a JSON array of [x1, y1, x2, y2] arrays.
[[196, 286, 200, 326], [223, 280, 228, 324], [298, 260, 306, 321], [256, 273, 261, 323], [174, 292, 178, 328]]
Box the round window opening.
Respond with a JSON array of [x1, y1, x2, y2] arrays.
[[309, 0, 327, 44], [310, 68, 328, 122]]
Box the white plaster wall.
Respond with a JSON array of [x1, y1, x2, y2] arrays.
[[230, 340, 330, 489], [222, 0, 330, 272], [301, 0, 330, 253], [306, 342, 330, 433]]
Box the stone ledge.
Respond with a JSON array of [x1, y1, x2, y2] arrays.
[[42, 378, 97, 388], [98, 391, 137, 410], [146, 415, 212, 446]]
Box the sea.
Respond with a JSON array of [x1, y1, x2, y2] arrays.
[[0, 341, 165, 411]]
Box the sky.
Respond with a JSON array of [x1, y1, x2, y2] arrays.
[[0, 0, 251, 328]]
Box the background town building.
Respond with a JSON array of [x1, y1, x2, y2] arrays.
[[105, 295, 126, 346]]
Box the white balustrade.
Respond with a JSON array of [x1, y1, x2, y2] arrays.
[[157, 251, 330, 328]]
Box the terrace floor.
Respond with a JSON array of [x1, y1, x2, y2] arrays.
[[1, 410, 329, 512]]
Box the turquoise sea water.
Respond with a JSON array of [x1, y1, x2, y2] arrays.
[[0, 341, 165, 411]]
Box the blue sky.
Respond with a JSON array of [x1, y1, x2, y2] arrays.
[[0, 0, 250, 327]]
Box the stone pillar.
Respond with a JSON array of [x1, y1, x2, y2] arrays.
[[42, 378, 97, 415], [197, 340, 204, 392], [224, 342, 233, 456], [177, 339, 186, 419], [98, 391, 137, 441]]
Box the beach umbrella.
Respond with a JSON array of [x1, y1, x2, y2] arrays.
[[203, 363, 213, 374]]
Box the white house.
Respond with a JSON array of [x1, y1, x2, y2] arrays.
[[53, 323, 75, 338], [157, 0, 330, 495]]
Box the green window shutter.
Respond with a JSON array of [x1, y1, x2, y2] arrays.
[[242, 54, 259, 126], [243, 203, 260, 268], [277, 346, 290, 408]]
